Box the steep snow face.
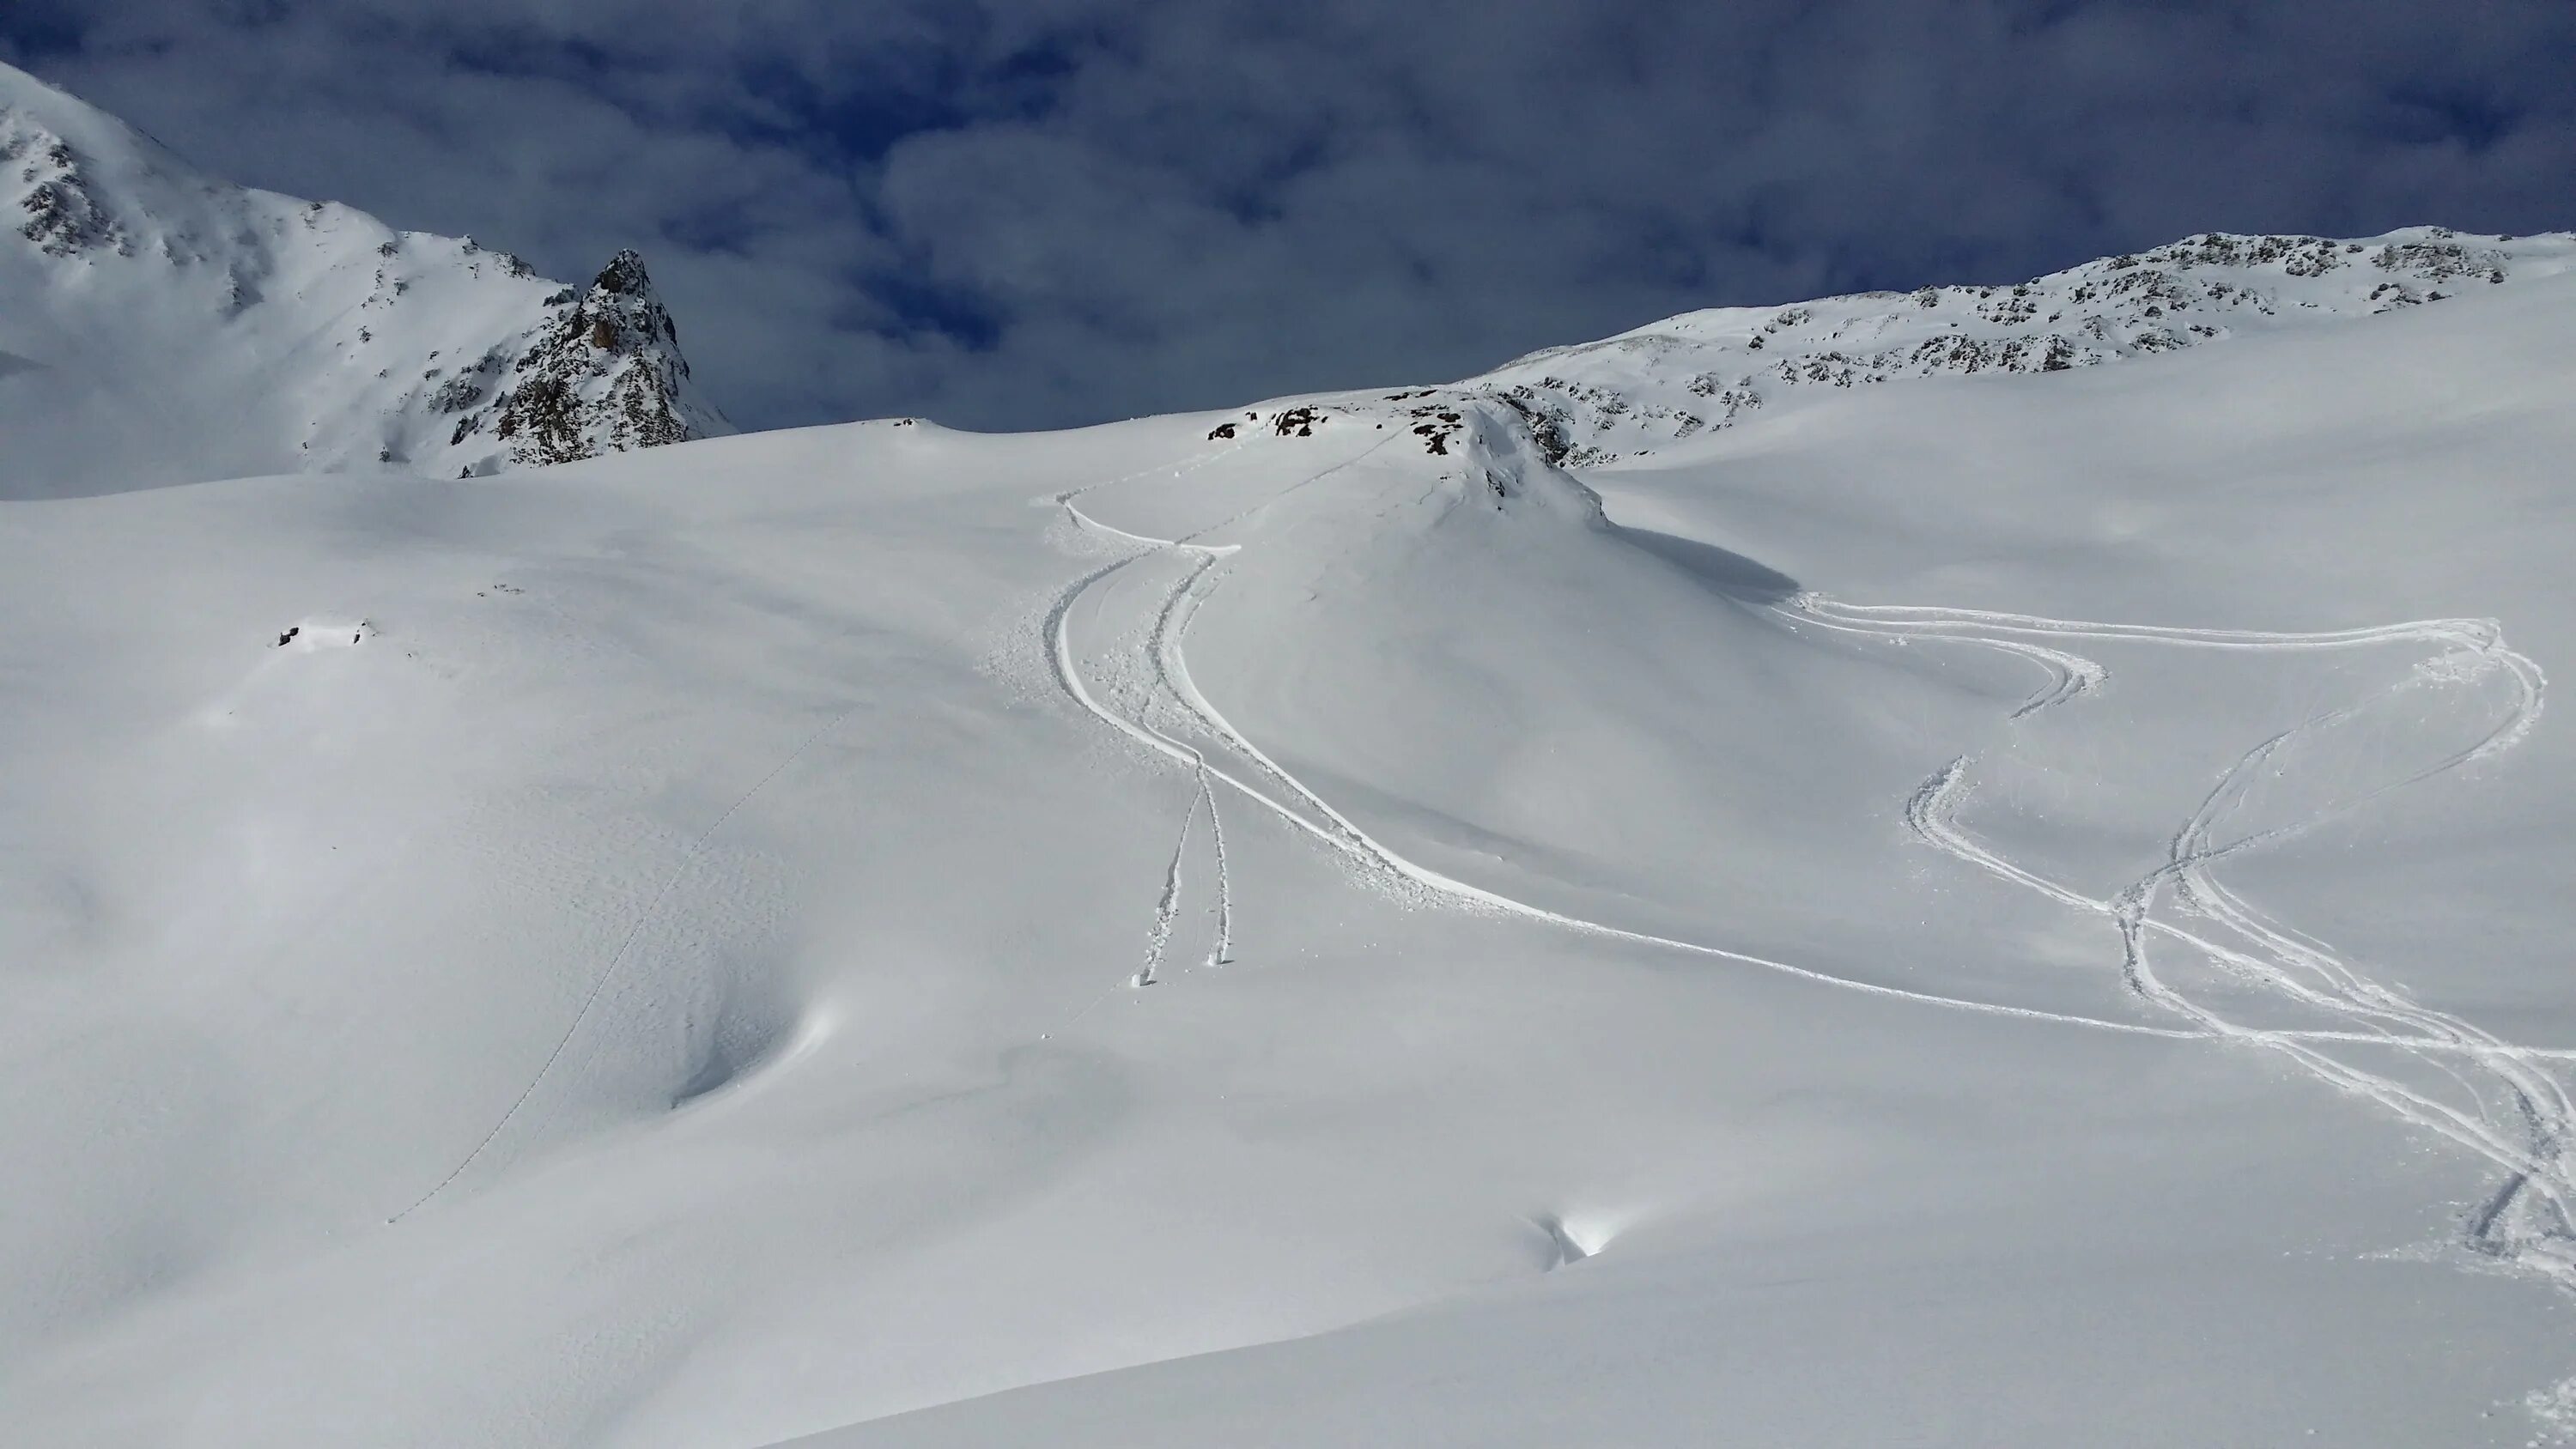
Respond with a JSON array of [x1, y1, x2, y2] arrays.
[[1470, 227, 2576, 466], [0, 62, 727, 498]]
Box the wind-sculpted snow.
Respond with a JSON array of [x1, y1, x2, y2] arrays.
[[0, 62, 727, 496], [1469, 227, 2576, 466]]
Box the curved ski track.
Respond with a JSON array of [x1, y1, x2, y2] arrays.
[[1862, 597, 2572, 1284], [1049, 435, 2576, 1299], [1048, 440, 2208, 1035]]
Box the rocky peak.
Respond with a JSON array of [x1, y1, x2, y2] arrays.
[[592, 248, 648, 296], [580, 249, 685, 355], [457, 248, 720, 470]]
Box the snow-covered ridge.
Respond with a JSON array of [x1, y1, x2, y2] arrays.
[[0, 61, 727, 495], [1468, 227, 2576, 466]]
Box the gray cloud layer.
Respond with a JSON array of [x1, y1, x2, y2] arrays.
[[9, 2, 2572, 432]]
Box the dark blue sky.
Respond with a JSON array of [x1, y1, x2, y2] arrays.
[[8, 1, 2573, 433]]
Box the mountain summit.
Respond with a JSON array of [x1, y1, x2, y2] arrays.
[[0, 61, 729, 498], [452, 248, 714, 470]]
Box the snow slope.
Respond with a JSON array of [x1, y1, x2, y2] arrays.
[[6, 256, 2576, 1446], [779, 276, 2576, 1446], [0, 61, 728, 499]]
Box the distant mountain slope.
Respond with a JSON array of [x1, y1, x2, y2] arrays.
[[0, 61, 728, 498], [1468, 227, 2576, 466]]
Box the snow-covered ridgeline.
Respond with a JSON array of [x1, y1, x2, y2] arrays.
[[1469, 227, 2576, 466]]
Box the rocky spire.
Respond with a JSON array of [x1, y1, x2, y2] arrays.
[[464, 249, 727, 469]]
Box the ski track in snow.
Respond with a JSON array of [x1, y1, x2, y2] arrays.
[[1819, 594, 2576, 1295], [1047, 435, 2212, 1039], [1045, 425, 2576, 1307], [1782, 595, 2107, 718], [1201, 759, 1234, 968], [1134, 780, 1198, 988]]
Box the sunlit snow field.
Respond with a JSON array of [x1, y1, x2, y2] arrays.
[[8, 149, 2576, 1445]]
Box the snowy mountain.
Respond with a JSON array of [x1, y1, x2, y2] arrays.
[[13, 57, 2576, 1449], [0, 61, 727, 498], [1472, 226, 2576, 465]]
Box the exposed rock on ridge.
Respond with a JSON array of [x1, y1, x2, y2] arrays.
[[456, 250, 720, 470], [5, 118, 130, 258], [1468, 227, 2576, 467]]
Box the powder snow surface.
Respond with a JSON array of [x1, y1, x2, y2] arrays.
[[9, 63, 2576, 1449]]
